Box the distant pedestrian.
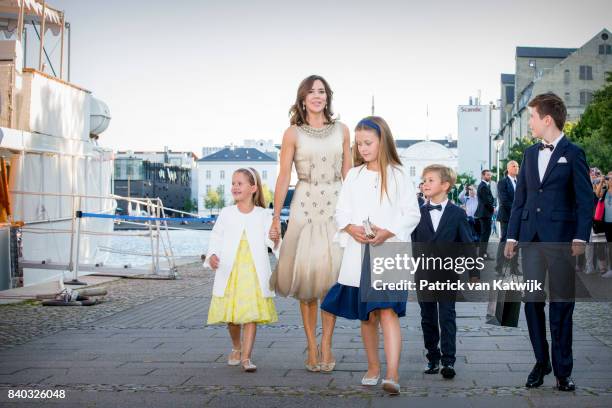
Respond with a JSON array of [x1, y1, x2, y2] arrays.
[[475, 169, 494, 258], [495, 161, 520, 275], [205, 168, 280, 373]]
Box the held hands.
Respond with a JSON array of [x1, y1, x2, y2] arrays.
[[345, 224, 394, 246], [368, 224, 395, 246], [345, 224, 368, 244], [269, 219, 281, 249]]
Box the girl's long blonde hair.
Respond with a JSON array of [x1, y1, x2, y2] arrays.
[[354, 116, 403, 202], [234, 167, 266, 208]]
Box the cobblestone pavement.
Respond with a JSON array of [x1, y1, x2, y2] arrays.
[[0, 257, 611, 407]]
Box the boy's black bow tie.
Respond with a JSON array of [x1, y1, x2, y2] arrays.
[[426, 203, 442, 211], [539, 143, 554, 151]]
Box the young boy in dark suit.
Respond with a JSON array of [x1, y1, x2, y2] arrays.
[[412, 164, 479, 379]]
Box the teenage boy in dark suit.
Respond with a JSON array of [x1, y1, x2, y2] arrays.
[[505, 93, 592, 391]]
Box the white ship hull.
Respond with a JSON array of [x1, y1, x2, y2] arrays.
[[1, 126, 115, 287]]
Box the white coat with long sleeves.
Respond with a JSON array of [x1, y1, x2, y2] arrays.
[[334, 164, 421, 288], [203, 205, 279, 297]]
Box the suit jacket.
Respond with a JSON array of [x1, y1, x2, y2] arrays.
[[497, 176, 515, 223], [507, 136, 593, 243], [475, 181, 494, 219], [411, 202, 479, 280]]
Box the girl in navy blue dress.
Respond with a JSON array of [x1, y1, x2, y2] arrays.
[[321, 116, 421, 394]]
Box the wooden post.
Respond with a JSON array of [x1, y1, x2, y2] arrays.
[[17, 0, 25, 42], [38, 0, 46, 72], [59, 12, 65, 79]]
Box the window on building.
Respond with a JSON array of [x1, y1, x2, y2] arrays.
[[600, 44, 606, 54], [262, 170, 267, 180], [580, 91, 593, 106], [220, 170, 225, 180], [218, 185, 224, 195], [409, 166, 416, 177], [206, 170, 211, 180], [608, 45, 612, 55], [505, 86, 514, 105], [563, 69, 570, 85], [579, 65, 593, 80], [564, 92, 570, 104], [206, 185, 212, 193]]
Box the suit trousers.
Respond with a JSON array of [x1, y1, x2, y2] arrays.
[[477, 217, 492, 256], [521, 237, 575, 378], [419, 301, 456, 366]]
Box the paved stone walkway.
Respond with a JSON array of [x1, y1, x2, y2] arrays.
[[0, 260, 611, 407]]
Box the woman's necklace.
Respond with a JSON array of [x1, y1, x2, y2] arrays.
[[300, 123, 335, 138]]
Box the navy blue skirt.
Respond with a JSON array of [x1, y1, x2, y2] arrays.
[[321, 282, 407, 321]]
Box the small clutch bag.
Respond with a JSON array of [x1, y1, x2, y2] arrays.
[[363, 218, 376, 239]]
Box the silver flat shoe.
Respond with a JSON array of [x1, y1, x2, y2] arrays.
[[361, 374, 380, 386], [241, 359, 257, 373], [227, 348, 241, 366], [382, 378, 401, 395]]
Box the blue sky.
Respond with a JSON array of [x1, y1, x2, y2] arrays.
[[31, 0, 612, 154]]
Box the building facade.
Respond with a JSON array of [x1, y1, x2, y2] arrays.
[[497, 29, 612, 159], [113, 158, 192, 214], [197, 147, 277, 216], [396, 140, 459, 188], [115, 148, 199, 202], [457, 103, 500, 179]]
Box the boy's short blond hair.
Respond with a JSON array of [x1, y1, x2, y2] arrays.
[[422, 164, 457, 192]]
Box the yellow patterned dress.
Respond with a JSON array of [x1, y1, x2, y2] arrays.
[[207, 231, 278, 325]]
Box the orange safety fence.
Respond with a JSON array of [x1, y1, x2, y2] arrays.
[[0, 157, 11, 223]]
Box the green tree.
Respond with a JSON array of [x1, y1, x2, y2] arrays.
[[566, 72, 612, 171], [456, 172, 477, 188], [204, 190, 219, 214], [501, 137, 537, 170], [261, 184, 274, 207], [451, 172, 477, 202], [215, 186, 226, 210], [183, 197, 194, 212]]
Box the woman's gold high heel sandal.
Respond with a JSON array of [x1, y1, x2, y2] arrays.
[[304, 345, 320, 372], [319, 343, 336, 373]]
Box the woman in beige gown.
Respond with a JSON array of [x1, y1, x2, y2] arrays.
[[269, 75, 352, 372]]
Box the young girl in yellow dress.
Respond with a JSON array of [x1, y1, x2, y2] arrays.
[[205, 167, 280, 372]]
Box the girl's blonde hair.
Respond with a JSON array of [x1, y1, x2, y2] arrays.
[[233, 167, 266, 208], [354, 116, 403, 201]]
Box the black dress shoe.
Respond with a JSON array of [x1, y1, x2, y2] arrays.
[[525, 362, 552, 388], [423, 361, 439, 374], [441, 364, 456, 379], [556, 376, 576, 391]]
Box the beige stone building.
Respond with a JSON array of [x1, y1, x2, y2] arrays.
[[497, 28, 611, 160]]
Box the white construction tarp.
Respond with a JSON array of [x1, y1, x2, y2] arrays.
[[0, 0, 63, 36]]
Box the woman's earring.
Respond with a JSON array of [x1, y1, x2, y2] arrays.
[[302, 103, 306, 110]]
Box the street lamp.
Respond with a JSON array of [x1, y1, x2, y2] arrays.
[[495, 139, 505, 181]]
